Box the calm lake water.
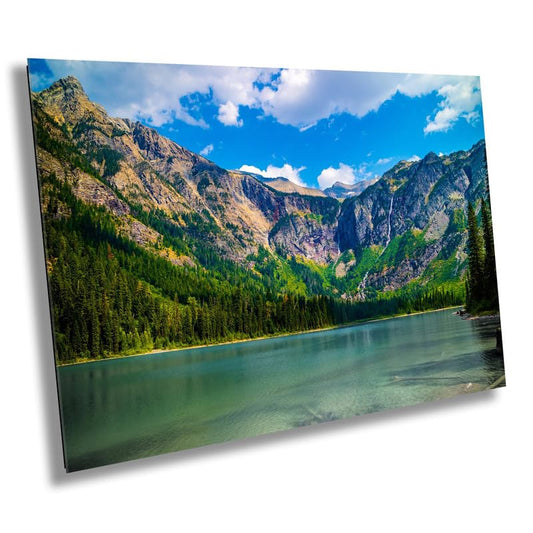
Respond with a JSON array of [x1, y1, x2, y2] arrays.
[[57, 309, 505, 471]]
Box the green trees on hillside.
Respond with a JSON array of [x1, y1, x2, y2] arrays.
[[38, 149, 466, 363], [42, 166, 463, 363], [465, 199, 499, 313], [32, 87, 494, 364], [481, 199, 498, 306]]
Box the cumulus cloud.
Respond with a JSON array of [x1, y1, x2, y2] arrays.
[[258, 69, 403, 129], [317, 163, 357, 190], [200, 144, 213, 156], [217, 101, 243, 126], [239, 164, 263, 175], [239, 163, 306, 185], [423, 78, 481, 134], [39, 60, 482, 134], [377, 157, 393, 165], [407, 155, 421, 162], [40, 60, 267, 128], [257, 71, 483, 132], [397, 74, 464, 97]]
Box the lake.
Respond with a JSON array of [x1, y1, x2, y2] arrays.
[[57, 309, 505, 471]]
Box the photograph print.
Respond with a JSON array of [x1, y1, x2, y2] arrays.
[[28, 59, 505, 472]]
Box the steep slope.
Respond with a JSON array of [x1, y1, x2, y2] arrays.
[[31, 76, 341, 265], [32, 75, 488, 304], [335, 141, 489, 297], [30, 76, 484, 362]]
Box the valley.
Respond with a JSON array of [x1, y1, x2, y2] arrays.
[[31, 76, 490, 363]]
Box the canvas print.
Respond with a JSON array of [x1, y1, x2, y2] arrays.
[[28, 59, 505, 472]]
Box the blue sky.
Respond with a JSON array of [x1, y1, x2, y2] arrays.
[[28, 59, 485, 190]]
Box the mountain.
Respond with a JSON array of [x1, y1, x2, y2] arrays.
[[32, 76, 339, 265], [30, 76, 489, 361], [334, 143, 488, 298], [236, 172, 327, 198], [324, 178, 379, 199]]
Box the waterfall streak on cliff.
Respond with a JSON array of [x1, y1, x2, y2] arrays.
[[357, 194, 394, 301], [384, 195, 394, 249]]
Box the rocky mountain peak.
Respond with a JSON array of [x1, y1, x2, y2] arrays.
[[41, 75, 89, 104], [31, 75, 489, 301], [34, 75, 106, 127], [325, 177, 380, 200], [332, 181, 353, 189], [469, 139, 486, 156], [420, 151, 440, 164], [53, 75, 85, 93]]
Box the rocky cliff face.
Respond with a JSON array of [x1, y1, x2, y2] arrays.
[[269, 212, 339, 264], [338, 143, 488, 250], [335, 141, 488, 295]]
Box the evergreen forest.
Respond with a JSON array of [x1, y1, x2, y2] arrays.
[[30, 76, 497, 365], [42, 170, 462, 363]]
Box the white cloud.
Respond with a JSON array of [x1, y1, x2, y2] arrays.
[[377, 157, 393, 165], [298, 122, 316, 132], [424, 78, 481, 134], [40, 60, 482, 134], [317, 163, 356, 190], [217, 101, 243, 127], [258, 70, 482, 133], [407, 155, 421, 162], [464, 111, 480, 124], [239, 163, 306, 186], [397, 74, 464, 97], [41, 60, 267, 128], [424, 107, 459, 134], [239, 164, 263, 175], [200, 144, 213, 156], [258, 69, 403, 129]]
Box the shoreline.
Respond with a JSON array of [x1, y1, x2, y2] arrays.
[[56, 305, 464, 367]]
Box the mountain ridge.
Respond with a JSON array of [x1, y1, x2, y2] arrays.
[[31, 76, 488, 299], [240, 173, 328, 198], [323, 177, 380, 199]]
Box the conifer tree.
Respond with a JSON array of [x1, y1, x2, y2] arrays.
[[466, 201, 485, 311], [481, 198, 498, 310]]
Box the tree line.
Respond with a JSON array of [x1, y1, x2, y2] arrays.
[[42, 171, 462, 363]]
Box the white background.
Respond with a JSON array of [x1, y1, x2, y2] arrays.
[[1, 1, 531, 531]]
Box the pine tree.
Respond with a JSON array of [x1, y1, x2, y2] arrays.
[[466, 201, 485, 311], [481, 198, 499, 310]]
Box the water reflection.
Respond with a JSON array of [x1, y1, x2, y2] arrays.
[[58, 309, 505, 471]]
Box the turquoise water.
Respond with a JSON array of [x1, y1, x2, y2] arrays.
[[57, 309, 504, 471]]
